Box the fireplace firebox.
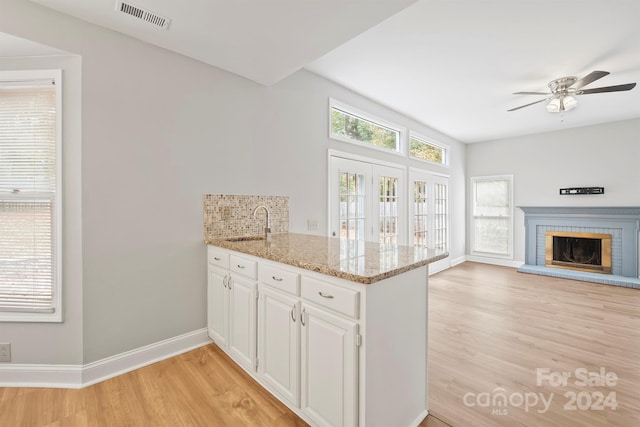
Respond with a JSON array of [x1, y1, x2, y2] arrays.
[[545, 231, 612, 274]]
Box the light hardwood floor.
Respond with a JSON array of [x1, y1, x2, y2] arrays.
[[428, 262, 640, 427], [4, 261, 638, 426], [0, 339, 447, 426]]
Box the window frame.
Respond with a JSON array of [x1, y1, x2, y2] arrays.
[[469, 174, 514, 260], [0, 69, 63, 322], [329, 98, 406, 157], [409, 131, 450, 166]]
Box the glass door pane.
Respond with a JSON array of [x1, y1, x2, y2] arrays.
[[413, 180, 428, 247], [340, 171, 366, 240]]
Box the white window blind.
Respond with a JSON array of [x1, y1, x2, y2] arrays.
[[0, 74, 60, 317], [471, 175, 513, 257]]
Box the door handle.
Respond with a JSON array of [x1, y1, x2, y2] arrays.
[[300, 308, 306, 326]]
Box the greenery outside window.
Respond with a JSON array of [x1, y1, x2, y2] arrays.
[[410, 133, 448, 165], [329, 99, 402, 153]]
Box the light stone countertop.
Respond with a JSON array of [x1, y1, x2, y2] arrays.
[[205, 232, 448, 284]]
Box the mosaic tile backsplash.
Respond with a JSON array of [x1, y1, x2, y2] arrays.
[[203, 194, 289, 240]]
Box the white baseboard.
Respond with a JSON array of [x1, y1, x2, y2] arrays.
[[82, 328, 211, 387], [465, 255, 524, 268], [0, 364, 83, 389], [450, 255, 467, 267], [0, 328, 211, 389], [409, 409, 429, 427]]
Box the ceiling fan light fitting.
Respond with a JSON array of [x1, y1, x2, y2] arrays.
[[546, 95, 577, 113], [563, 95, 577, 111], [546, 98, 561, 113]]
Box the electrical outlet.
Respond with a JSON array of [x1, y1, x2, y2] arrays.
[[220, 206, 232, 220], [307, 219, 319, 231], [0, 343, 10, 362]]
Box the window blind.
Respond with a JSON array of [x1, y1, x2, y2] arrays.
[[0, 80, 57, 314]]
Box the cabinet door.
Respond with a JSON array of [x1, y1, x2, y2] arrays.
[[207, 267, 228, 347], [258, 285, 300, 407], [228, 274, 257, 372], [300, 304, 358, 427]]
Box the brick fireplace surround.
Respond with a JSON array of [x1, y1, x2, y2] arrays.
[[518, 206, 640, 289]]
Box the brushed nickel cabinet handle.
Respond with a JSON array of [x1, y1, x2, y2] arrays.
[[300, 308, 306, 326], [237, 264, 245, 269], [272, 276, 283, 282], [291, 305, 296, 322], [318, 291, 334, 299], [213, 256, 221, 261]]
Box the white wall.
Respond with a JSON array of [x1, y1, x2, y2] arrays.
[[466, 118, 640, 263], [0, 54, 83, 364], [0, 0, 466, 365]]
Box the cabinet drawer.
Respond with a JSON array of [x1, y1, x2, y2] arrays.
[[230, 255, 258, 280], [301, 276, 359, 318], [208, 246, 229, 269], [259, 263, 300, 295]]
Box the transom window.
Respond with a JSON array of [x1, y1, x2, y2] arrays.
[[329, 99, 402, 153], [410, 133, 448, 165]]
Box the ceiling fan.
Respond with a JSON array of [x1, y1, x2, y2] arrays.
[[508, 71, 636, 113]]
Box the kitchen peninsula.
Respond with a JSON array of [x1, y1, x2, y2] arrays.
[[205, 232, 447, 427]]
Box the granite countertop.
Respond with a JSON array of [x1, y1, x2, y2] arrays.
[[205, 232, 448, 284]]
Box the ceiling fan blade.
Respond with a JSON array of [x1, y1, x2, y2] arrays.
[[513, 91, 549, 95], [507, 97, 551, 112], [572, 71, 609, 89], [578, 83, 636, 94]]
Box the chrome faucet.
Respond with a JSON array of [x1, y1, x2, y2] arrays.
[[252, 205, 272, 242]]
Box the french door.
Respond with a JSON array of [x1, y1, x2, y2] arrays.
[[329, 156, 406, 245], [409, 169, 449, 251]]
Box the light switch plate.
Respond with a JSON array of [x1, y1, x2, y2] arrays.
[[307, 219, 318, 231], [0, 343, 10, 362]]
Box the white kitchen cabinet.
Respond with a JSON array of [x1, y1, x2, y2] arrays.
[[227, 273, 257, 372], [207, 246, 257, 373], [207, 266, 228, 347], [207, 242, 430, 427], [300, 303, 358, 427], [258, 284, 300, 407]]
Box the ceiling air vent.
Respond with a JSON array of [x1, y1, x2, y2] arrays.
[[116, 1, 171, 30]]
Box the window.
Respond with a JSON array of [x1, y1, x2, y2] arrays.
[[329, 99, 402, 153], [0, 70, 62, 322], [410, 170, 449, 251], [470, 175, 513, 258], [410, 133, 448, 165]]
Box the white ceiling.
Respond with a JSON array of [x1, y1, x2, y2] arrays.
[[0, 32, 67, 57], [17, 0, 640, 143]]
